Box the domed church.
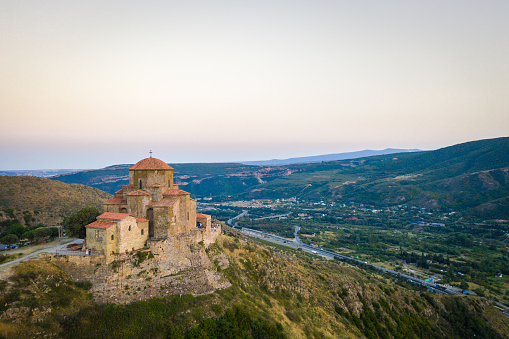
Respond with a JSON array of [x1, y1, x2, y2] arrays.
[[84, 156, 218, 261]]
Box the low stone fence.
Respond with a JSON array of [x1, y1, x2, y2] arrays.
[[54, 249, 98, 256]]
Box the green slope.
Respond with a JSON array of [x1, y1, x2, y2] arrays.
[[0, 228, 508, 338], [51, 137, 509, 218]]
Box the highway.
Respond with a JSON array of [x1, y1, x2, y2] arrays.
[[240, 226, 458, 295], [227, 210, 248, 226]]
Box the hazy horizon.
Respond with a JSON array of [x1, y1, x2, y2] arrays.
[[0, 145, 429, 171], [1, 1, 508, 170]]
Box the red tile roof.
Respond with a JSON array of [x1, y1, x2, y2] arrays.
[[136, 217, 149, 222], [115, 189, 124, 195], [126, 190, 151, 196], [85, 220, 116, 229], [196, 213, 211, 219], [150, 197, 178, 207], [103, 196, 127, 205], [163, 189, 190, 196], [129, 157, 174, 170], [123, 184, 134, 188], [97, 212, 130, 220]]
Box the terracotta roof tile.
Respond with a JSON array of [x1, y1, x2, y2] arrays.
[[85, 220, 116, 229], [115, 189, 124, 195], [196, 213, 211, 219], [150, 197, 178, 207], [123, 184, 134, 188], [163, 189, 191, 196], [129, 157, 174, 170], [126, 190, 151, 196], [103, 196, 127, 205], [136, 217, 149, 222], [97, 212, 130, 220]]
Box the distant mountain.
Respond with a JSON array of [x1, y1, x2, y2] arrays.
[[0, 176, 111, 217], [51, 163, 263, 195], [0, 169, 84, 177], [50, 137, 509, 219], [241, 148, 421, 166]]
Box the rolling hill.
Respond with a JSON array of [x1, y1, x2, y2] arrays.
[[0, 228, 507, 338], [50, 137, 509, 219], [0, 176, 111, 219]]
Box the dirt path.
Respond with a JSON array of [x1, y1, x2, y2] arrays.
[[0, 238, 82, 279]]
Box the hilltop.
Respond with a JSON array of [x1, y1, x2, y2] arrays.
[[51, 137, 509, 219], [0, 227, 507, 338], [0, 176, 111, 224]]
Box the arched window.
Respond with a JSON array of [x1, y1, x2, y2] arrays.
[[111, 234, 114, 241], [141, 229, 144, 235], [128, 225, 131, 231]]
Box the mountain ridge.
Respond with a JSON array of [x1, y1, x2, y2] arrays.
[[241, 148, 421, 166], [49, 137, 509, 219]]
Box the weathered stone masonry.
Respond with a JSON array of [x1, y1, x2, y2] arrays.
[[52, 156, 229, 304]]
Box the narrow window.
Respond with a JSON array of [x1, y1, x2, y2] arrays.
[[128, 225, 131, 231], [96, 230, 103, 243], [139, 179, 142, 189], [111, 234, 114, 241], [187, 212, 189, 220], [141, 229, 144, 235]]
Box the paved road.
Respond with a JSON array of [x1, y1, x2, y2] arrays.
[[240, 227, 458, 295], [254, 213, 292, 221], [0, 238, 83, 271], [227, 210, 248, 225]]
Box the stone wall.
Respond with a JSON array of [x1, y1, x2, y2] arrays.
[[49, 232, 230, 304]]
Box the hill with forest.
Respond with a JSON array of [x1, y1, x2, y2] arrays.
[[0, 176, 111, 221], [50, 137, 509, 219], [0, 227, 508, 338]]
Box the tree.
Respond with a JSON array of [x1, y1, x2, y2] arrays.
[[1, 234, 19, 245], [63, 207, 101, 238], [7, 223, 26, 237]]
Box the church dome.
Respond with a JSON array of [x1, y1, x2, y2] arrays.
[[129, 157, 174, 170]]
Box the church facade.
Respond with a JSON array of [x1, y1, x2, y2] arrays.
[[85, 156, 217, 261]]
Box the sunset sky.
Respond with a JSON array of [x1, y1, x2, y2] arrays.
[[1, 1, 508, 170]]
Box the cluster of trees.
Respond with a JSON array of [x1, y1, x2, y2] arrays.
[[0, 206, 103, 246], [62, 296, 285, 339], [0, 220, 59, 245], [63, 207, 100, 238]]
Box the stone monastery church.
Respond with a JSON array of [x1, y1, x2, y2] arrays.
[[84, 156, 219, 262]]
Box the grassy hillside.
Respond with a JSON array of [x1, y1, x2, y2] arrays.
[[50, 137, 509, 219], [0, 227, 507, 338], [0, 176, 111, 218]]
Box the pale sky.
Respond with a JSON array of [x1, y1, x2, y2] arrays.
[[1, 1, 508, 170]]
